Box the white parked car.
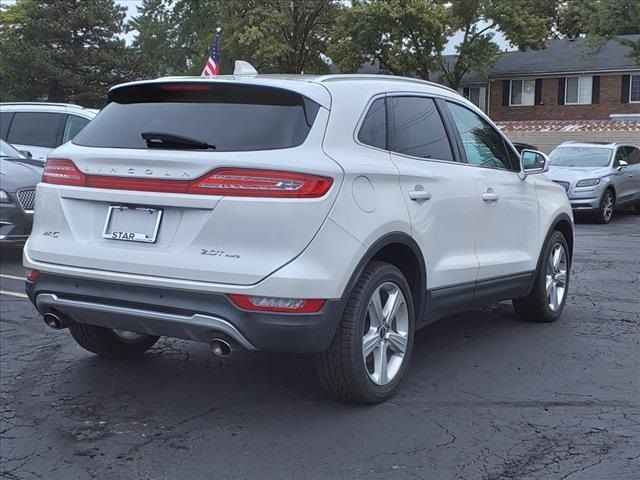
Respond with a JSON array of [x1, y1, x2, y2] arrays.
[[24, 71, 574, 403], [0, 102, 97, 162]]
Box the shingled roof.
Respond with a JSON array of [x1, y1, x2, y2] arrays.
[[497, 120, 640, 132], [489, 35, 640, 78], [328, 35, 639, 86]]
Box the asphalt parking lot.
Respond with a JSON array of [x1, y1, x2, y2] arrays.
[[1, 214, 638, 480]]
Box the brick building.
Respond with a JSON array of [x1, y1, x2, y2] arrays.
[[457, 35, 640, 121]]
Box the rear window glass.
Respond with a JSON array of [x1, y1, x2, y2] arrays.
[[73, 83, 320, 152], [358, 98, 386, 149]]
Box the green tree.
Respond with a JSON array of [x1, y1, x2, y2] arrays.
[[328, 0, 449, 79], [0, 0, 148, 107], [129, 0, 184, 77], [131, 0, 223, 76], [222, 0, 341, 73], [132, 0, 341, 76], [556, 0, 640, 64], [329, 0, 556, 90]]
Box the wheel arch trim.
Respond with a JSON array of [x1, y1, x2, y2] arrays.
[[339, 232, 427, 320], [529, 212, 574, 296]]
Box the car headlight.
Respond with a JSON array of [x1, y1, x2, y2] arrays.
[[576, 178, 601, 187], [0, 190, 11, 203]]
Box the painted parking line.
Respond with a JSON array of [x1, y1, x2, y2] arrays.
[[0, 290, 28, 299], [0, 274, 25, 281]]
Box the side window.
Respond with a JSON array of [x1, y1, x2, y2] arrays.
[[624, 147, 640, 165], [6, 112, 66, 148], [388, 96, 453, 161], [0, 112, 14, 140], [613, 148, 627, 167], [357, 98, 386, 150], [63, 115, 90, 143], [446, 102, 516, 171]]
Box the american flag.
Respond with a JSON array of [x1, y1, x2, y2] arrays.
[[202, 28, 222, 77]]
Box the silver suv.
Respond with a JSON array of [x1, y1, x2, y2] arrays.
[[546, 142, 640, 223], [0, 103, 97, 162]]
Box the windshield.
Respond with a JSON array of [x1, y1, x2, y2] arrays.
[[0, 139, 24, 158], [73, 83, 320, 152], [549, 147, 612, 167]]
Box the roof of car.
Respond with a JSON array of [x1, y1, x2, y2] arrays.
[[0, 102, 92, 110], [0, 102, 97, 118], [154, 73, 455, 91], [557, 141, 626, 149], [111, 73, 461, 111]]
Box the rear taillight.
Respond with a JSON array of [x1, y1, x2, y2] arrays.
[[228, 295, 325, 313], [26, 270, 39, 282], [43, 159, 86, 186], [42, 161, 332, 198], [87, 176, 190, 193], [189, 168, 332, 198]]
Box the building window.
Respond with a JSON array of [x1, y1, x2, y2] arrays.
[[631, 74, 640, 102], [510, 79, 535, 106], [463, 86, 487, 111], [565, 76, 593, 105]]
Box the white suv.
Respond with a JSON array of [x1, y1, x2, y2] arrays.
[[24, 72, 574, 403], [0, 102, 97, 162]]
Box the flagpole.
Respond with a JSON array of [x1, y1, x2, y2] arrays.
[[202, 27, 223, 77]]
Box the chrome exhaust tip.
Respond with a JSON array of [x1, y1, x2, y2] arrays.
[[43, 312, 64, 329], [210, 338, 233, 357]]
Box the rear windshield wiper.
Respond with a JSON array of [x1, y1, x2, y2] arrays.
[[141, 132, 216, 150]]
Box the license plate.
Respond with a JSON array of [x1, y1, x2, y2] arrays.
[[102, 206, 163, 243]]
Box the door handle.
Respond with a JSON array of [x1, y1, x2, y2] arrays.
[[482, 189, 499, 202], [409, 190, 432, 201]]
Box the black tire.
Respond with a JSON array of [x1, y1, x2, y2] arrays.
[[513, 230, 570, 323], [632, 202, 640, 215], [69, 323, 159, 359], [315, 261, 415, 404], [595, 189, 615, 224]]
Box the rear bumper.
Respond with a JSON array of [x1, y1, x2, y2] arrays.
[[27, 273, 344, 354]]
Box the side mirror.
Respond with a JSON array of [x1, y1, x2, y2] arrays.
[[20, 150, 33, 159], [617, 160, 629, 171], [520, 149, 549, 179]]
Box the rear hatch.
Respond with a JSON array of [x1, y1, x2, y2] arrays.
[[28, 79, 342, 285]]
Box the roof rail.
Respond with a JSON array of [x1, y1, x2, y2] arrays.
[[562, 140, 616, 145], [0, 101, 90, 109], [314, 74, 458, 94]]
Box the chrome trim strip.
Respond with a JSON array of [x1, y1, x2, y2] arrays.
[[35, 293, 256, 350], [101, 205, 163, 243]]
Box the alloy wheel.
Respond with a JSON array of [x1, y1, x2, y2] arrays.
[[362, 282, 409, 386], [602, 192, 614, 222], [546, 243, 568, 312]]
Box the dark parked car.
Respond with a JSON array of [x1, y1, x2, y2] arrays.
[[0, 140, 42, 244]]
